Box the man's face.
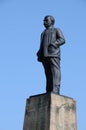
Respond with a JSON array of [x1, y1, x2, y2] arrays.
[[43, 17, 52, 28]]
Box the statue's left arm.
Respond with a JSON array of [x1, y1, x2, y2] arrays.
[[51, 28, 65, 48]]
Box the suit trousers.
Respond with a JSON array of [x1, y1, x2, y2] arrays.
[[42, 57, 61, 94]]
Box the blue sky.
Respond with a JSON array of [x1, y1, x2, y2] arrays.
[[0, 0, 86, 130]]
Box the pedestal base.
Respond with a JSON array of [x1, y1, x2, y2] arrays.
[[23, 93, 77, 130]]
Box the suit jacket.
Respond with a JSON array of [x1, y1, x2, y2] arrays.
[[37, 27, 65, 62]]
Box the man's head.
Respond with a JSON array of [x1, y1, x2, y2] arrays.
[[43, 15, 55, 28]]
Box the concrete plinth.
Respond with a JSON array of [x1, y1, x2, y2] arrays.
[[23, 93, 77, 130]]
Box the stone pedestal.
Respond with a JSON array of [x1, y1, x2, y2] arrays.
[[23, 93, 77, 130]]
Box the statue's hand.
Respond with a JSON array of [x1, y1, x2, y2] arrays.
[[49, 43, 57, 48], [36, 50, 42, 62], [37, 51, 39, 56]]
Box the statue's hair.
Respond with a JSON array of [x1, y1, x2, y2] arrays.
[[44, 15, 55, 25]]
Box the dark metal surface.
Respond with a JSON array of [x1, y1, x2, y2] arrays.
[[37, 15, 65, 94]]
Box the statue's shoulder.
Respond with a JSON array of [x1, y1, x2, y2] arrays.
[[54, 27, 61, 31], [54, 28, 63, 35], [41, 29, 46, 35]]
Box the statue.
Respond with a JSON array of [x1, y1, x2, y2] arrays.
[[37, 15, 65, 94]]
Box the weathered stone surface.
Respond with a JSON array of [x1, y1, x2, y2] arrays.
[[23, 93, 77, 130]]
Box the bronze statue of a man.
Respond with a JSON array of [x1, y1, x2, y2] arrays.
[[37, 15, 65, 94]]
